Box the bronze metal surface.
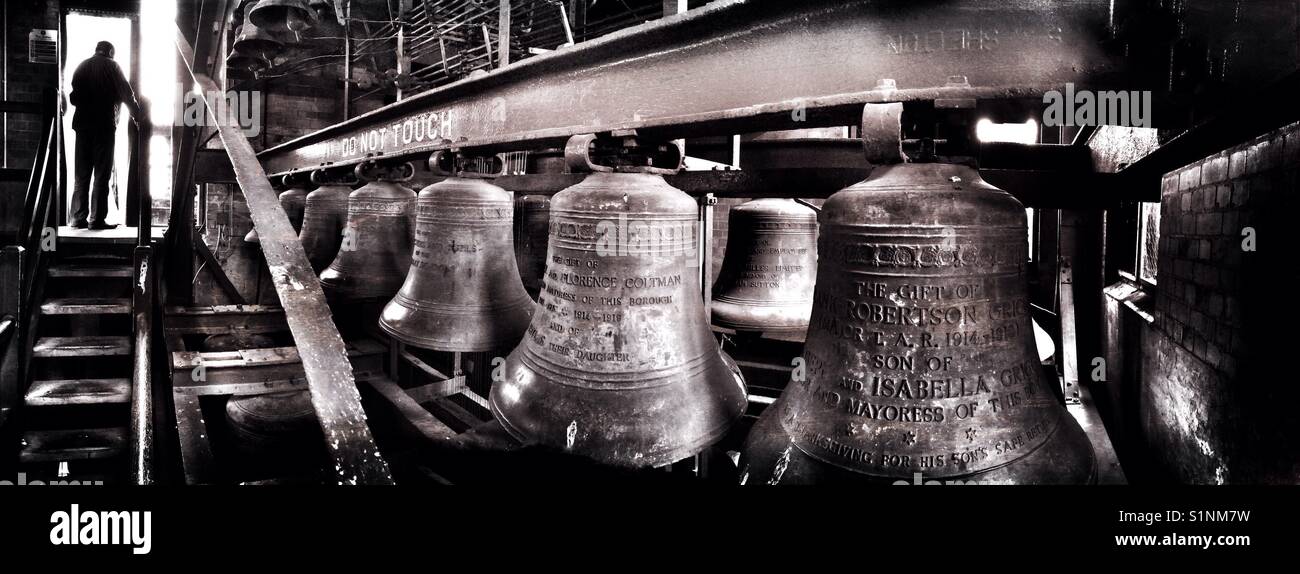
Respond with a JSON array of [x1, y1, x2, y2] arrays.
[[319, 180, 416, 301], [244, 185, 307, 243], [711, 198, 818, 333], [379, 177, 535, 352], [232, 22, 283, 58], [298, 183, 352, 273], [740, 162, 1096, 484], [247, 0, 318, 33], [202, 333, 318, 458], [491, 172, 747, 468]]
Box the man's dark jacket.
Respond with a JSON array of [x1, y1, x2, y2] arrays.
[[69, 53, 136, 131]]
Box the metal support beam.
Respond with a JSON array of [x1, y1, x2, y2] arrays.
[[258, 0, 1119, 176], [496, 167, 1144, 208], [175, 28, 394, 485]]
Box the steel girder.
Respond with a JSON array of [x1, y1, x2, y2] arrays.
[[257, 0, 1122, 176]]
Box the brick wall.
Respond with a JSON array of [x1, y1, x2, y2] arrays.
[[1141, 121, 1300, 484], [1, 0, 61, 236]]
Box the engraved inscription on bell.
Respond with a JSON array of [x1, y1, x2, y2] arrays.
[[712, 198, 818, 333], [742, 162, 1095, 484], [319, 180, 416, 301], [492, 172, 747, 468], [379, 177, 534, 352]]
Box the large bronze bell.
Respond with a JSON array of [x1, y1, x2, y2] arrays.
[[740, 162, 1096, 484], [299, 182, 352, 273], [247, 0, 318, 33], [244, 184, 307, 244], [319, 174, 416, 301], [712, 198, 818, 333], [226, 46, 270, 73], [232, 22, 283, 59], [513, 195, 551, 300], [379, 177, 535, 352], [226, 390, 318, 460], [491, 171, 748, 468], [202, 334, 319, 460]]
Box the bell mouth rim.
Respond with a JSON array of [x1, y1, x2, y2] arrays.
[[488, 394, 743, 469], [710, 305, 812, 332], [377, 318, 530, 354]]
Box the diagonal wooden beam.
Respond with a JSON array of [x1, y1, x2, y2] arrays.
[[174, 27, 394, 485], [190, 227, 246, 305]]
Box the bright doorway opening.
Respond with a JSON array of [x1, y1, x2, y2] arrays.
[[62, 11, 133, 226]]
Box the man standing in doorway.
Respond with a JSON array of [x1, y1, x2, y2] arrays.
[[68, 40, 140, 230]]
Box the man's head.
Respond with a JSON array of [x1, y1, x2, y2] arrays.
[[94, 41, 115, 58]]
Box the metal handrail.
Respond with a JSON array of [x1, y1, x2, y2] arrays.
[[0, 315, 15, 352], [18, 118, 58, 312], [1, 110, 54, 433], [129, 246, 153, 485], [125, 98, 156, 484], [133, 100, 152, 246], [19, 118, 56, 245]]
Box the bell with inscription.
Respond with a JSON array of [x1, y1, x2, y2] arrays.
[[712, 198, 818, 334], [319, 171, 416, 301], [299, 181, 353, 273], [491, 171, 748, 468], [379, 177, 535, 352], [513, 195, 551, 300], [244, 184, 308, 244], [740, 162, 1096, 484]]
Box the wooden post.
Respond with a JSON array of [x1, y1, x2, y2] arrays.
[[698, 194, 715, 311], [1058, 256, 1081, 405], [0, 246, 24, 424], [497, 0, 511, 68]]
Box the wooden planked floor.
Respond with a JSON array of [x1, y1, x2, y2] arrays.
[[57, 225, 166, 244]]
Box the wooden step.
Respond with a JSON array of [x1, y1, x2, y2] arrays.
[[24, 378, 130, 407], [57, 225, 164, 245], [48, 262, 132, 278], [19, 427, 126, 463], [40, 297, 131, 316], [33, 336, 131, 358]]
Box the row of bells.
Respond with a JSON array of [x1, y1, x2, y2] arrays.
[[244, 160, 1095, 482], [256, 181, 823, 333]]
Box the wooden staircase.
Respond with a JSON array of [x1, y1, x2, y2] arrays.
[[12, 244, 137, 481]]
